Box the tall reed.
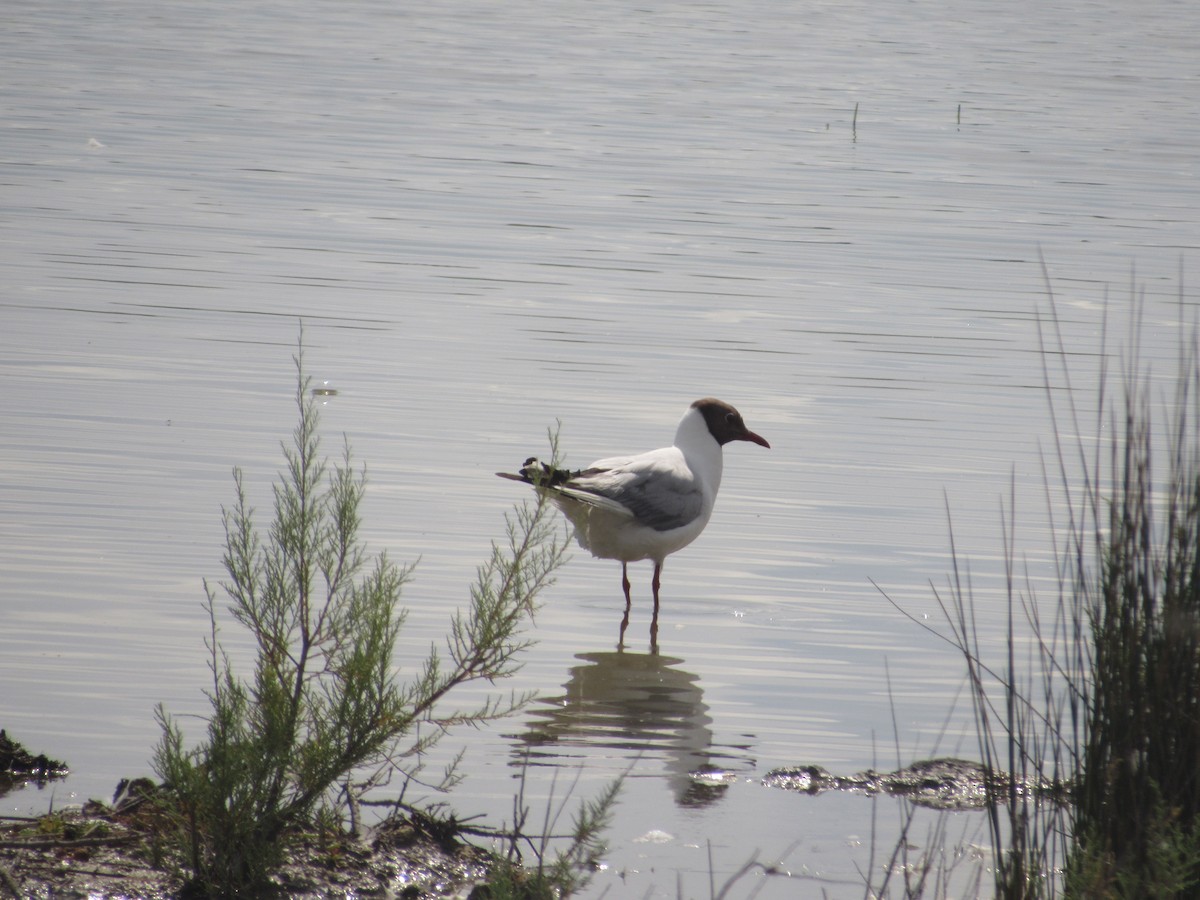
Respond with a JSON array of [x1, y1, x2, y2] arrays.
[[919, 268, 1200, 898], [1065, 287, 1200, 896]]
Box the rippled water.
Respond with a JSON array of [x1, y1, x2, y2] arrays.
[[3, 0, 1198, 895]]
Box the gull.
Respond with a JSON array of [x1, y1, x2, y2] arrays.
[[498, 398, 769, 645]]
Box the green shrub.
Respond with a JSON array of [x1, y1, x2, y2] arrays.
[[153, 343, 570, 897]]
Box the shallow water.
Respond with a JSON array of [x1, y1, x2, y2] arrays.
[[3, 0, 1198, 895]]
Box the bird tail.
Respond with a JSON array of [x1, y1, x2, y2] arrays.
[[495, 457, 580, 487]]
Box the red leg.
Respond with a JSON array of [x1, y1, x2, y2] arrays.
[[649, 561, 662, 653], [618, 563, 632, 650]]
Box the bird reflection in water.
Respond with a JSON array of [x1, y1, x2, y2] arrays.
[[512, 650, 754, 808]]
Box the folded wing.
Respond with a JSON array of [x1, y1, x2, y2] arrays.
[[560, 451, 703, 532]]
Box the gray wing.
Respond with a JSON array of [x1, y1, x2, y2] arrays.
[[563, 453, 703, 532]]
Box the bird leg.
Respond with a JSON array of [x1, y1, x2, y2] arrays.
[[649, 561, 662, 654], [618, 563, 632, 650]]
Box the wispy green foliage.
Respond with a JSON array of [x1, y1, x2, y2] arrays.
[[153, 340, 572, 897]]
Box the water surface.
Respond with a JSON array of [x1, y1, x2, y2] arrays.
[[3, 0, 1198, 895]]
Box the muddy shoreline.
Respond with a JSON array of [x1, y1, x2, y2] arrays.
[[3, 732, 1044, 898]]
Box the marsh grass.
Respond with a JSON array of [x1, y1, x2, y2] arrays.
[[883, 265, 1200, 897], [928, 482, 1077, 899], [1010, 267, 1200, 897], [1062, 280, 1200, 896], [476, 756, 623, 899], [860, 668, 990, 899]]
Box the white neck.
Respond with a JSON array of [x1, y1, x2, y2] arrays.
[[674, 406, 724, 496]]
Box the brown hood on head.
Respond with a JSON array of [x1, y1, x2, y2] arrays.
[[691, 398, 770, 448]]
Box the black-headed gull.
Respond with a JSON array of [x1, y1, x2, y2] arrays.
[[499, 398, 769, 644]]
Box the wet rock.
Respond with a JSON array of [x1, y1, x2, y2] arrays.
[[763, 757, 1059, 811]]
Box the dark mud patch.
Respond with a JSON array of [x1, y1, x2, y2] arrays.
[[0, 787, 494, 900], [762, 757, 1066, 810]]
